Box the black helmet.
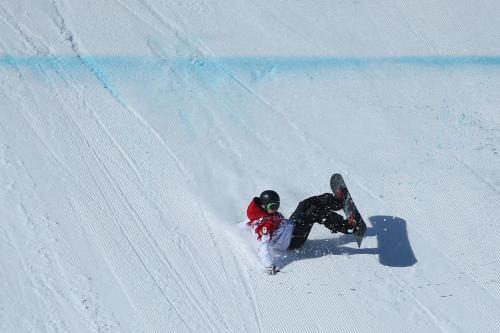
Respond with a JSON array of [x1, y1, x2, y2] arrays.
[[259, 190, 280, 210]]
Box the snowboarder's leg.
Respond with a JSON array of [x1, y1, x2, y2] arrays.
[[321, 208, 360, 234], [288, 193, 348, 249], [316, 193, 360, 234], [321, 211, 351, 233], [288, 200, 315, 249]]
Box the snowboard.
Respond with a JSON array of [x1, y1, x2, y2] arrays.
[[330, 173, 367, 247]]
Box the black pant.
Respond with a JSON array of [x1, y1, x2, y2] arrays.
[[288, 193, 345, 250]]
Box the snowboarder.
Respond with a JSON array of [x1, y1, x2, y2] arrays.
[[246, 189, 358, 275]]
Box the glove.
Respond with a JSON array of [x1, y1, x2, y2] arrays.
[[337, 216, 359, 234], [265, 266, 279, 275], [346, 215, 357, 228]]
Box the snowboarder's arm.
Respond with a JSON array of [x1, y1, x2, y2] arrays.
[[258, 234, 274, 268]]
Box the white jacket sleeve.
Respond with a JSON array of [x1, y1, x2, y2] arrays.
[[258, 234, 274, 267]]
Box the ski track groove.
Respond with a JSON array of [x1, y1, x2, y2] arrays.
[[0, 50, 105, 332], [41, 114, 158, 330], [52, 2, 218, 318], [68, 197, 154, 333], [118, 3, 271, 330], [5, 1, 314, 332], [1, 110, 125, 331], [48, 75, 215, 332], [201, 212, 265, 332], [224, 231, 267, 333], [5, 46, 191, 330], [232, 258, 263, 333], [17, 202, 70, 333], [51, 0, 191, 183], [79, 148, 197, 333], [0, 187, 49, 332], [58, 134, 169, 333], [1, 65, 78, 186], [13, 19, 232, 329], [388, 270, 448, 333], [0, 4, 47, 54], [75, 75, 236, 331], [449, 142, 500, 195], [95, 155, 221, 333]]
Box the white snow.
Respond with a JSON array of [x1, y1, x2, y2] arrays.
[[1, 0, 499, 332]]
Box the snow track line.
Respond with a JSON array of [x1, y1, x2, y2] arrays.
[[74, 89, 232, 331], [5, 45, 222, 331], [0, 68, 75, 187], [45, 68, 223, 332], [114, 4, 276, 329], [450, 154, 500, 195], [232, 258, 263, 333], [51, 0, 116, 97], [54, 121, 190, 331], [1, 55, 130, 331], [16, 91, 156, 330], [46, 15, 226, 323], [387, 271, 448, 333], [0, 4, 48, 55], [67, 198, 139, 330], [50, 0, 191, 182], [0, 118, 97, 332], [19, 28, 236, 329], [79, 149, 197, 333]]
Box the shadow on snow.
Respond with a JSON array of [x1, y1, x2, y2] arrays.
[[275, 216, 417, 269]]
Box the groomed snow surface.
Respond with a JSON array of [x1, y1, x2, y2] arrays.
[[1, 1, 499, 332]]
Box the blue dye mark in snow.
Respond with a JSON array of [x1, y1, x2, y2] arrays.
[[0, 55, 124, 102], [1, 55, 500, 70], [2, 55, 499, 101], [78, 56, 121, 102]]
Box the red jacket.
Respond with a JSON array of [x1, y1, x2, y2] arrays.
[[246, 198, 284, 240]]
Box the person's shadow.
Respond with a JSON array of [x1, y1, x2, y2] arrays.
[[275, 216, 417, 269]]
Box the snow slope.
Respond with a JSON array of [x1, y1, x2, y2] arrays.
[[1, 0, 499, 332]]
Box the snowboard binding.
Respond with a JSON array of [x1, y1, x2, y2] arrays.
[[333, 186, 348, 201]]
